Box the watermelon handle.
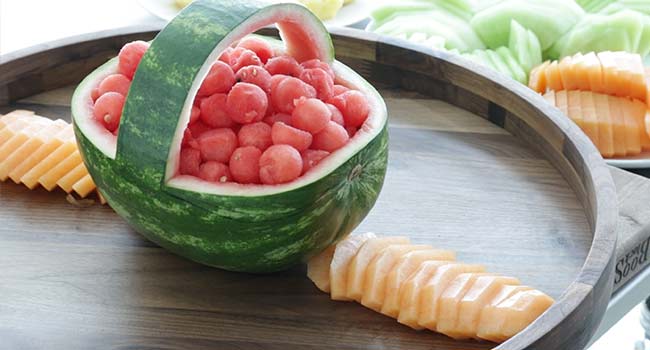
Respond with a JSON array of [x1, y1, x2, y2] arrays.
[[117, 0, 334, 189]]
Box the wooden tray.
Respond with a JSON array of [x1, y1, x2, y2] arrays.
[[0, 26, 624, 350]]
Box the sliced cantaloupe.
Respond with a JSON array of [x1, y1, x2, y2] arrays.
[[0, 120, 67, 181], [21, 139, 77, 189], [453, 275, 521, 339], [361, 244, 430, 312], [477, 289, 554, 343], [417, 263, 486, 331], [0, 110, 35, 131], [572, 53, 591, 91], [608, 95, 630, 157], [528, 61, 549, 92], [620, 97, 642, 155], [0, 119, 53, 162], [579, 91, 600, 151], [72, 174, 97, 198], [631, 99, 650, 151], [616, 52, 646, 102], [56, 163, 90, 194], [545, 61, 563, 92], [396, 260, 455, 330], [329, 232, 377, 301], [593, 93, 615, 158], [597, 51, 621, 97], [555, 90, 569, 115], [436, 272, 493, 339], [476, 285, 533, 341], [307, 245, 336, 293], [558, 56, 578, 91], [381, 249, 456, 318], [346, 236, 410, 302], [543, 90, 556, 106], [38, 150, 83, 191], [567, 90, 584, 130], [9, 125, 74, 184], [583, 52, 606, 94]]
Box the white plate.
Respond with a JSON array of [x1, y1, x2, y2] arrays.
[[606, 153, 650, 169], [137, 0, 378, 27]]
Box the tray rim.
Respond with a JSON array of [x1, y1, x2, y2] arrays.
[[0, 25, 619, 350]]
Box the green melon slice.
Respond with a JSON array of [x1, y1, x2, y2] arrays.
[[576, 0, 617, 12], [496, 47, 527, 83], [71, 0, 388, 272]]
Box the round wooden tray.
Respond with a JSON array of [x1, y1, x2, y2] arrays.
[[0, 26, 618, 350]]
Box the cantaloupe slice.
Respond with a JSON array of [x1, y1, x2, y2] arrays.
[[584, 52, 606, 93], [555, 90, 569, 115], [417, 263, 486, 331], [0, 119, 53, 162], [608, 95, 630, 157], [528, 61, 549, 92], [381, 249, 456, 318], [597, 51, 622, 97], [21, 138, 77, 189], [543, 90, 556, 106], [453, 275, 521, 339], [307, 245, 336, 293], [572, 53, 592, 91], [56, 163, 90, 194], [330, 232, 377, 301], [361, 244, 430, 312], [615, 52, 646, 101], [631, 99, 650, 151], [0, 110, 35, 131], [558, 56, 578, 91], [476, 285, 533, 340], [545, 61, 563, 91], [593, 93, 615, 158], [436, 272, 493, 339], [397, 260, 455, 330], [0, 120, 67, 181], [38, 150, 83, 191], [9, 125, 74, 184], [346, 236, 410, 301], [477, 289, 554, 343], [579, 91, 600, 151], [620, 97, 642, 155], [567, 90, 585, 130], [72, 174, 97, 198]]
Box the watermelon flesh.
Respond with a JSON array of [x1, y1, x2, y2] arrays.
[[72, 0, 388, 272]]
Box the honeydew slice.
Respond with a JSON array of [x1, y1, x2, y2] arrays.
[[307, 245, 336, 293], [417, 263, 486, 331], [361, 244, 430, 312], [436, 272, 493, 338], [10, 125, 74, 184], [397, 260, 455, 329], [381, 249, 456, 318], [495, 47, 527, 84], [330, 232, 377, 301], [346, 236, 410, 301]]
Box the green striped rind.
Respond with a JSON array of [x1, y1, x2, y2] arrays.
[[72, 0, 389, 272]]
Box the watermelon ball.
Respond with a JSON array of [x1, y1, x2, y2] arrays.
[[189, 106, 201, 125], [218, 47, 234, 63], [182, 129, 199, 149], [271, 77, 316, 114], [271, 122, 313, 152], [237, 36, 274, 64], [198, 61, 236, 97], [302, 149, 330, 174], [91, 88, 101, 103], [346, 126, 358, 138], [236, 66, 272, 92], [118, 40, 150, 79], [265, 55, 303, 77], [200, 93, 234, 128], [270, 74, 289, 93], [199, 161, 231, 183], [179, 148, 201, 176], [292, 98, 331, 134], [227, 83, 268, 124], [329, 90, 370, 128], [197, 128, 238, 163], [229, 146, 262, 184], [312, 121, 349, 152], [238, 122, 272, 151], [300, 68, 334, 101], [98, 74, 131, 97], [259, 145, 303, 185], [229, 47, 263, 72], [301, 59, 335, 79], [332, 84, 350, 96], [263, 113, 293, 126], [93, 92, 125, 133], [189, 121, 211, 139], [327, 104, 344, 126]]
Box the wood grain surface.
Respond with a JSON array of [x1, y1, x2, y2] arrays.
[[0, 27, 624, 350]]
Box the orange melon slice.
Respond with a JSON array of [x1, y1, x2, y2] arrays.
[[597, 51, 622, 97], [0, 110, 35, 131], [567, 90, 584, 130], [307, 245, 336, 293], [381, 249, 456, 318], [0, 119, 53, 162], [558, 56, 578, 91], [454, 275, 521, 339], [583, 52, 606, 94], [330, 232, 376, 301], [39, 150, 82, 191], [592, 93, 615, 158], [477, 289, 554, 343], [620, 98, 642, 155], [361, 244, 430, 312], [545, 61, 563, 92], [617, 52, 646, 101], [528, 61, 549, 93], [72, 174, 97, 198], [0, 120, 67, 181], [21, 138, 77, 189], [56, 163, 90, 194], [608, 95, 629, 157], [543, 90, 555, 106], [555, 90, 568, 115], [572, 53, 591, 91], [476, 285, 533, 341], [9, 125, 74, 184], [436, 272, 493, 339], [346, 236, 409, 301], [579, 91, 600, 151], [416, 263, 486, 331], [631, 99, 650, 151], [396, 260, 455, 330]]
